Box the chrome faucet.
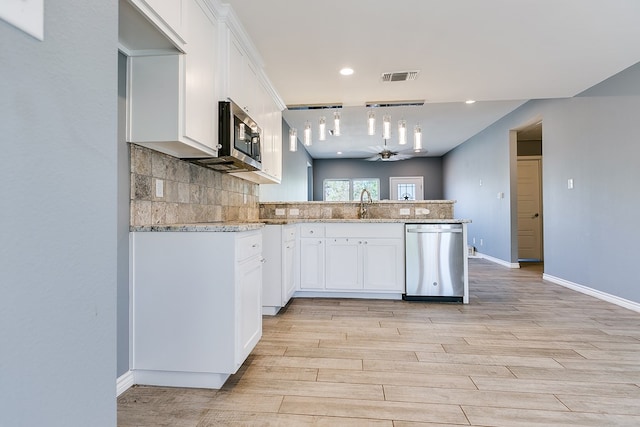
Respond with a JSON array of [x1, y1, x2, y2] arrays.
[[359, 188, 373, 219]]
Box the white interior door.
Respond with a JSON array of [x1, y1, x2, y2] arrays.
[[517, 158, 543, 260], [390, 176, 424, 200]]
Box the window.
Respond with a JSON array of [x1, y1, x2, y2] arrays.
[[323, 178, 380, 201], [389, 176, 424, 200]]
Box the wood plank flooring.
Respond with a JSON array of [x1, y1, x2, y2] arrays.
[[118, 259, 640, 426]]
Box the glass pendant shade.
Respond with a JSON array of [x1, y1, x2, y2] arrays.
[[413, 124, 422, 151], [289, 128, 298, 152], [367, 110, 376, 136], [333, 112, 341, 136], [319, 116, 326, 141], [382, 115, 391, 140], [303, 122, 312, 146], [398, 120, 407, 145]]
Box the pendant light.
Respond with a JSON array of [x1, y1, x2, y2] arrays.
[[289, 128, 298, 152], [413, 124, 422, 151], [398, 120, 407, 145], [367, 110, 376, 136], [333, 111, 341, 136], [303, 121, 312, 146], [318, 116, 326, 141], [382, 115, 391, 140]]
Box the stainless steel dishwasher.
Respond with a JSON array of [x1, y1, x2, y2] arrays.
[[404, 223, 464, 302]]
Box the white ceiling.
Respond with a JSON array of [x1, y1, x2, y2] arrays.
[[224, 0, 640, 159]]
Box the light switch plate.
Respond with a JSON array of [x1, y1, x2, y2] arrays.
[[0, 0, 44, 41], [155, 179, 164, 198], [567, 178, 574, 190], [399, 208, 411, 215]]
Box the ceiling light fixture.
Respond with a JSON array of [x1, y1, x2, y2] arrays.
[[289, 128, 297, 152], [398, 120, 407, 145], [340, 67, 354, 76], [333, 111, 341, 136], [303, 121, 312, 146], [318, 116, 326, 141], [413, 124, 422, 151], [382, 115, 391, 140], [367, 110, 376, 136]]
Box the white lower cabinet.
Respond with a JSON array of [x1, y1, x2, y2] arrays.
[[297, 223, 404, 295], [262, 224, 297, 315], [299, 225, 326, 290], [131, 230, 263, 389]]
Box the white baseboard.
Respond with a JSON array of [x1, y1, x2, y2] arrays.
[[294, 291, 403, 300], [117, 370, 135, 396], [475, 252, 521, 269], [134, 369, 230, 389], [543, 274, 640, 313]]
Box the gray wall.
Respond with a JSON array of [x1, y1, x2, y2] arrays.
[[0, 2, 117, 426], [313, 157, 443, 201], [118, 52, 130, 377], [443, 62, 640, 304], [260, 119, 314, 201]]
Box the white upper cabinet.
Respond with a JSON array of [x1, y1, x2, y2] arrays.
[[120, 0, 186, 52], [222, 28, 283, 184], [127, 0, 219, 158]]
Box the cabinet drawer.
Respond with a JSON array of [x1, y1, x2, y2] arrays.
[[236, 232, 262, 262], [299, 224, 325, 238], [283, 225, 297, 242]]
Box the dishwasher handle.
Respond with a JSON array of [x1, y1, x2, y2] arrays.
[[406, 228, 462, 233]]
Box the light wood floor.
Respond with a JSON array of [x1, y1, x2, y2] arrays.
[[118, 259, 640, 426]]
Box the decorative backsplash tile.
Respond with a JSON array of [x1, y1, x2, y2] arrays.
[[130, 144, 259, 226], [259, 201, 454, 220]]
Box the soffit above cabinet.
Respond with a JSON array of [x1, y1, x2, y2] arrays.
[[118, 0, 181, 54]]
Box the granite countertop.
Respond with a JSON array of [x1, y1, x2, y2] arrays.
[[130, 222, 266, 232], [261, 218, 471, 224]]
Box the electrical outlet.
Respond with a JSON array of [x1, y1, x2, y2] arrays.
[[275, 208, 286, 216], [155, 179, 164, 198], [399, 208, 411, 215], [289, 208, 299, 216], [567, 178, 574, 189], [415, 208, 430, 215]]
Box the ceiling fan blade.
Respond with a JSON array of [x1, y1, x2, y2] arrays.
[[364, 154, 381, 161]]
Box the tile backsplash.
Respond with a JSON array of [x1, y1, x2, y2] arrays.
[[130, 144, 259, 226]]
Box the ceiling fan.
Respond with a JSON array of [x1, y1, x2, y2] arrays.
[[364, 139, 424, 162]]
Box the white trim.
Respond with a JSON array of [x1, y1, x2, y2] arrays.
[[475, 252, 520, 269], [543, 274, 640, 314], [294, 291, 403, 300], [116, 371, 135, 396], [134, 370, 230, 389]]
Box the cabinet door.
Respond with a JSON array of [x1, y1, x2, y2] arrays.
[[363, 239, 404, 291], [236, 256, 263, 368], [325, 238, 363, 290], [299, 238, 325, 289], [282, 240, 296, 304], [183, 0, 217, 150], [145, 0, 183, 38]]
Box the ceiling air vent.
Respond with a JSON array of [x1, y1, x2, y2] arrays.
[[381, 70, 420, 82]]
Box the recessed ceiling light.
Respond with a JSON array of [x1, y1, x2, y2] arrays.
[[340, 67, 354, 76], [465, 99, 476, 104], [337, 151, 342, 155]]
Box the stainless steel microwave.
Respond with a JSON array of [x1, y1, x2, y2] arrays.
[[189, 99, 262, 173]]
